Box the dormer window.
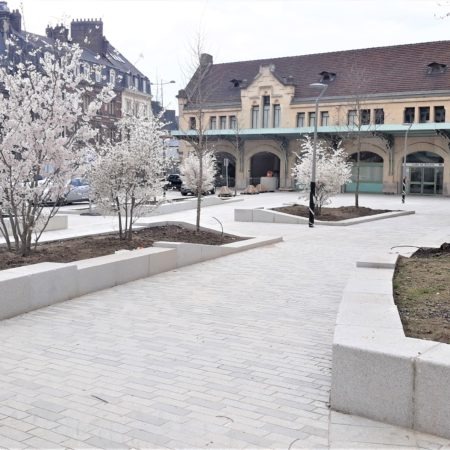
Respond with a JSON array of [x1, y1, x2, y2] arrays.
[[319, 71, 336, 83], [230, 78, 242, 88], [427, 62, 447, 74], [110, 69, 115, 85]]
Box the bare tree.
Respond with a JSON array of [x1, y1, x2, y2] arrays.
[[178, 34, 216, 231], [339, 64, 381, 207]]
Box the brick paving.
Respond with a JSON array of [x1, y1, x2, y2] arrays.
[[0, 193, 449, 449]]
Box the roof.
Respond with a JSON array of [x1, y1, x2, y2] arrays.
[[184, 41, 450, 105], [20, 31, 146, 80]]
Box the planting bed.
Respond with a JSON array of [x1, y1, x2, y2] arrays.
[[272, 204, 392, 221], [0, 225, 244, 270], [394, 243, 450, 344]]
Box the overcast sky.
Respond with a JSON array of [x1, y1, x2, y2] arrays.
[[13, 0, 450, 111]]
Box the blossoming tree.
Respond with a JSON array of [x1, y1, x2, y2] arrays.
[[292, 136, 352, 214], [179, 150, 216, 201], [89, 114, 166, 240], [0, 37, 114, 256]]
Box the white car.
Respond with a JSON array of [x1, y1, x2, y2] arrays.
[[64, 178, 90, 204]]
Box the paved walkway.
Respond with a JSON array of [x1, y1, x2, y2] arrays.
[[0, 193, 449, 449]]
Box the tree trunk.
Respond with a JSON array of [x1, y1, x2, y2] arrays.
[[196, 148, 203, 232]]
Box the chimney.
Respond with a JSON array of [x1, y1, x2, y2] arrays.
[[200, 53, 213, 67], [10, 8, 20, 31], [71, 18, 105, 55], [0, 1, 10, 34], [45, 24, 69, 42]]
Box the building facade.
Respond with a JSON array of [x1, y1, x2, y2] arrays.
[[175, 42, 450, 196], [0, 2, 152, 142]]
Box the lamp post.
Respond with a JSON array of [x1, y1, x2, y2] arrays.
[[308, 82, 328, 227], [150, 79, 175, 109], [402, 122, 413, 203]]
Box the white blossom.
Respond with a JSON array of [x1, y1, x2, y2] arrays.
[[180, 150, 216, 194], [89, 115, 167, 240], [292, 136, 352, 213], [0, 37, 115, 255]]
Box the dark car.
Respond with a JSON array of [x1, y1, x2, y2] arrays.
[[165, 174, 182, 190], [180, 183, 215, 196]]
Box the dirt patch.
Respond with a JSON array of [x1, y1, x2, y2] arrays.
[[393, 243, 450, 344], [0, 225, 245, 271], [272, 205, 392, 221]]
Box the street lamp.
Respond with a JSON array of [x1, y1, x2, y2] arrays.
[[150, 79, 175, 109], [402, 121, 413, 203], [308, 82, 328, 228]]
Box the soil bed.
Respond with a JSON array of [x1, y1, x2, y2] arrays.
[[272, 205, 392, 221], [393, 243, 450, 344], [0, 225, 245, 271]]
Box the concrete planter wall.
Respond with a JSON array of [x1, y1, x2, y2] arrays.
[[331, 253, 450, 439], [235, 207, 414, 225], [4, 215, 68, 235], [0, 222, 282, 321]]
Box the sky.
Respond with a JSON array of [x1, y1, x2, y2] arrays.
[[11, 0, 450, 112]]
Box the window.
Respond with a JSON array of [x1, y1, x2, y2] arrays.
[[251, 106, 259, 128], [95, 68, 101, 83], [84, 64, 91, 80], [134, 76, 139, 90], [375, 108, 384, 125], [134, 102, 140, 116], [262, 95, 270, 128], [308, 112, 316, 127], [110, 69, 115, 85], [321, 111, 329, 126], [419, 107, 430, 123], [319, 71, 336, 83], [427, 62, 447, 75], [273, 104, 281, 127], [107, 101, 114, 116], [229, 115, 237, 129], [435, 106, 445, 122], [296, 112, 305, 127], [189, 117, 196, 129], [404, 107, 415, 123], [219, 116, 227, 129], [361, 109, 370, 125], [348, 110, 357, 126], [126, 99, 132, 114], [210, 116, 217, 130]]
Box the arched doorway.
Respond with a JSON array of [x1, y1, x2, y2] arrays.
[[215, 152, 236, 187], [250, 152, 281, 187], [345, 151, 384, 193], [406, 151, 444, 195]]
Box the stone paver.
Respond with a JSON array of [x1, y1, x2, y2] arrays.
[[0, 193, 449, 449]]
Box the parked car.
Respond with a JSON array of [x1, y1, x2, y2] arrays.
[[164, 174, 182, 190], [180, 183, 215, 196], [65, 178, 90, 204], [42, 177, 90, 205]]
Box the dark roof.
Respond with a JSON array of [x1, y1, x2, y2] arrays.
[[185, 41, 450, 105], [22, 31, 146, 80]]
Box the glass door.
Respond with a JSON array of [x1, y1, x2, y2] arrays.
[[408, 166, 443, 194], [409, 167, 422, 194]]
